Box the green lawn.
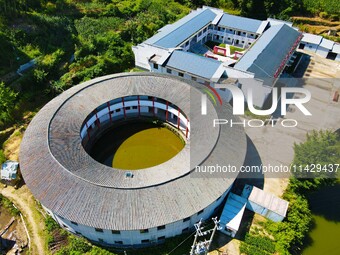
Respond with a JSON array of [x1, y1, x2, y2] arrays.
[[205, 41, 226, 50], [229, 45, 245, 55]]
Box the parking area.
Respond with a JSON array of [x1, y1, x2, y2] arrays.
[[244, 52, 340, 196]]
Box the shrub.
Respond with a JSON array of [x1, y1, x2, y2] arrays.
[[45, 216, 60, 232], [244, 233, 276, 253], [319, 12, 329, 19], [0, 194, 20, 216], [0, 150, 6, 164]]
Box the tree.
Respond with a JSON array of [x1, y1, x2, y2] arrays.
[[291, 130, 340, 191], [0, 82, 18, 126]]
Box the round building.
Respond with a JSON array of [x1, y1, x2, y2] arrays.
[[20, 73, 246, 247]]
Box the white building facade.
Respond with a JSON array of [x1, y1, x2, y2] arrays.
[[133, 6, 303, 108]]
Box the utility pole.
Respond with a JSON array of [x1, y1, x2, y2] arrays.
[[190, 219, 203, 255], [189, 217, 220, 255], [207, 217, 220, 252]]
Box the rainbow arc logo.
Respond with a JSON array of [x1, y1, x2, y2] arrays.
[[201, 85, 222, 115]]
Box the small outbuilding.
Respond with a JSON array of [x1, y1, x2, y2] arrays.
[[219, 193, 247, 237], [1, 161, 19, 181], [243, 185, 289, 222]]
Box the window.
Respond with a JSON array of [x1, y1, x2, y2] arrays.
[[218, 27, 221, 31], [95, 228, 103, 233], [153, 63, 158, 69], [242, 41, 244, 43], [116, 109, 121, 113], [186, 41, 189, 46], [243, 32, 246, 34], [157, 225, 166, 230], [141, 239, 150, 244], [158, 236, 166, 240], [71, 221, 78, 226], [178, 72, 184, 77], [251, 33, 254, 37], [140, 229, 149, 234], [198, 31, 202, 37], [98, 238, 104, 243], [197, 209, 204, 215], [229, 29, 232, 31], [182, 227, 189, 233], [166, 68, 172, 74], [203, 28, 207, 33], [125, 106, 131, 110], [183, 217, 190, 222], [132, 106, 138, 110], [228, 37, 231, 40], [191, 76, 197, 81], [115, 241, 123, 245], [62, 224, 68, 229], [112, 230, 120, 234]]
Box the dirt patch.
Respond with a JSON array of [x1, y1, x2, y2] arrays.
[[0, 203, 28, 254], [1, 185, 49, 255], [208, 238, 240, 255], [3, 128, 24, 162]]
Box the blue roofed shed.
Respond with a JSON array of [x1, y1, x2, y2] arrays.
[[1, 161, 19, 181], [219, 193, 247, 237]]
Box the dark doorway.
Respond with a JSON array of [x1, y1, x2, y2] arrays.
[[299, 43, 305, 49], [326, 51, 337, 60]]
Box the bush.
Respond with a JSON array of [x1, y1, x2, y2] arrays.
[[240, 243, 269, 255], [0, 150, 6, 164], [0, 194, 20, 216], [68, 236, 91, 253], [45, 216, 60, 232], [319, 12, 328, 19], [244, 233, 276, 253], [0, 82, 18, 128]]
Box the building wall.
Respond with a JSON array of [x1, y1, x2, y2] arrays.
[[209, 27, 257, 48], [80, 97, 191, 142], [239, 78, 273, 109], [300, 42, 318, 53], [336, 54, 340, 62], [42, 184, 232, 247], [153, 65, 213, 86], [315, 46, 329, 58], [132, 44, 168, 71], [245, 201, 284, 222]]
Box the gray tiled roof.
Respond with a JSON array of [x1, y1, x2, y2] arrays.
[[20, 73, 247, 230], [235, 24, 301, 78], [166, 50, 222, 80], [145, 8, 216, 48], [218, 14, 264, 33]]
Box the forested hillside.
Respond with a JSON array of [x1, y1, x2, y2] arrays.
[[0, 0, 339, 131]]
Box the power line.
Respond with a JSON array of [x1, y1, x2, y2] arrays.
[[167, 230, 196, 255]]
